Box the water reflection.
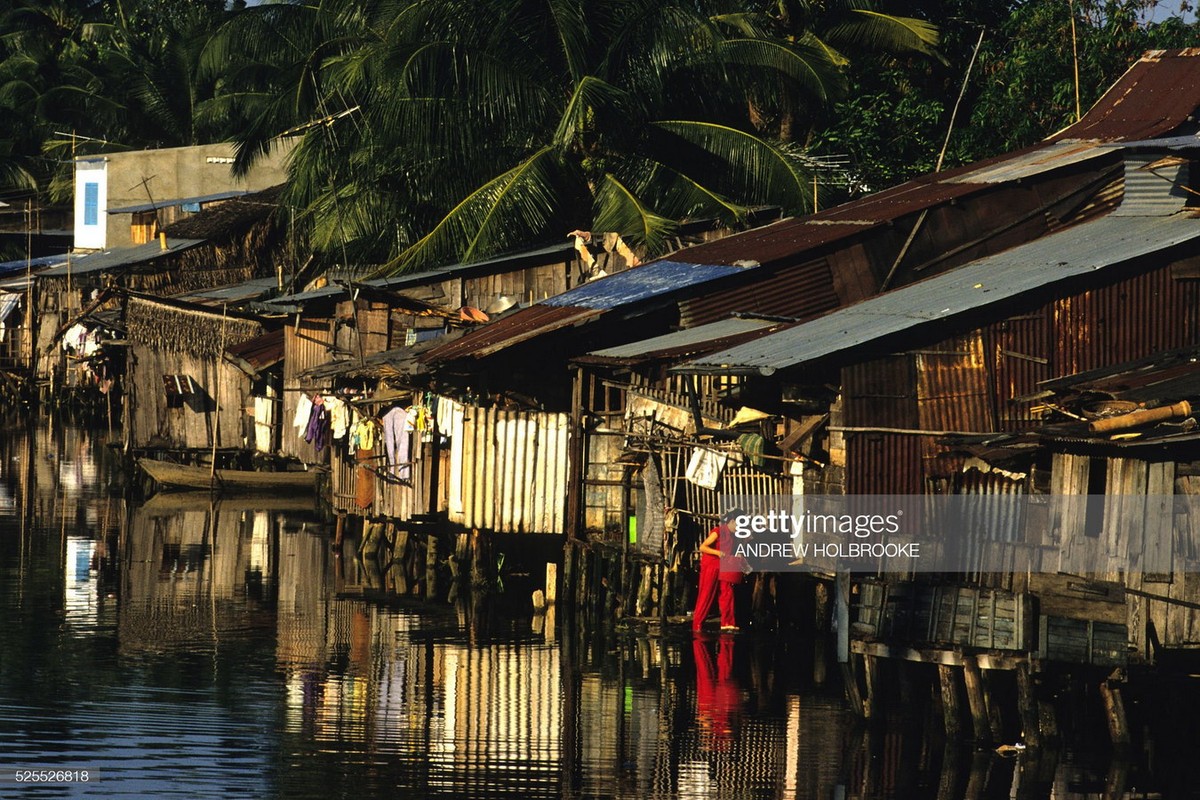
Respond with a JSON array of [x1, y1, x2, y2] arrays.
[[1, 419, 1199, 798]]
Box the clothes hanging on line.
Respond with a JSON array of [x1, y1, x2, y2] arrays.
[[382, 406, 411, 480]]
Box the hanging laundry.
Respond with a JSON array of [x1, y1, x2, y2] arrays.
[[685, 448, 727, 490], [737, 433, 767, 469], [352, 417, 377, 451], [435, 395, 455, 437], [304, 401, 329, 452], [326, 396, 350, 440], [293, 393, 313, 432], [355, 448, 375, 509], [382, 406, 410, 480]]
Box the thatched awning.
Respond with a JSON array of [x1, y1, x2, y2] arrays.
[[126, 295, 263, 358], [299, 331, 463, 383], [161, 185, 283, 242]]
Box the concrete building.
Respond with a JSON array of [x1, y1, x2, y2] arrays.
[[73, 139, 295, 251]]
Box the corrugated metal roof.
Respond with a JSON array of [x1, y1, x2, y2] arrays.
[[678, 211, 1200, 375], [1110, 134, 1200, 151], [1050, 49, 1200, 143], [672, 218, 880, 267], [1112, 152, 1190, 215], [541, 260, 744, 309], [39, 239, 206, 276], [579, 316, 780, 364], [225, 328, 284, 372], [108, 190, 249, 215], [0, 253, 75, 277], [178, 277, 281, 306], [267, 241, 577, 309], [422, 304, 600, 363], [945, 141, 1108, 184]]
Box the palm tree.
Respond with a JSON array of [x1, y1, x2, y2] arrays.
[[205, 0, 938, 274]]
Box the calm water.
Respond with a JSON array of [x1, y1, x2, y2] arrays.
[[1, 418, 1197, 799]]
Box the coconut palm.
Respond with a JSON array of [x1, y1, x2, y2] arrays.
[[204, 0, 938, 273]]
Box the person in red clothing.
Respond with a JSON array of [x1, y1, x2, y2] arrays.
[[692, 509, 745, 632]]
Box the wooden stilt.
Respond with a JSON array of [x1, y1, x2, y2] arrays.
[[425, 532, 438, 599], [962, 656, 992, 744], [842, 655, 866, 718], [1016, 662, 1041, 749], [546, 562, 558, 606], [938, 664, 962, 742], [1099, 671, 1130, 751], [863, 654, 881, 720]]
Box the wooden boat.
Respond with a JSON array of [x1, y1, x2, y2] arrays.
[[137, 458, 318, 493]]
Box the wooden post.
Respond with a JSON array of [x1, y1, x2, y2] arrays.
[[1099, 671, 1130, 752], [564, 366, 585, 540], [545, 562, 557, 606], [862, 654, 881, 720], [425, 532, 438, 599], [334, 513, 346, 549], [841, 654, 865, 718], [1016, 661, 1041, 749], [962, 656, 992, 744], [938, 665, 963, 742], [835, 571, 850, 663]]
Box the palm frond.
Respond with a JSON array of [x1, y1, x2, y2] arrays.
[[709, 12, 773, 39], [546, 0, 590, 83], [715, 37, 845, 102], [655, 120, 814, 213], [378, 146, 566, 275], [823, 11, 940, 59], [552, 75, 628, 150], [635, 158, 751, 224], [592, 171, 677, 254]]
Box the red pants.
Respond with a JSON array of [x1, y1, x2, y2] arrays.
[[693, 556, 735, 630]]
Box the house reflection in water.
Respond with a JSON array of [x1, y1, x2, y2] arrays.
[[110, 494, 1161, 799]]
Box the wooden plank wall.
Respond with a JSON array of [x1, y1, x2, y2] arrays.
[[127, 345, 254, 450]]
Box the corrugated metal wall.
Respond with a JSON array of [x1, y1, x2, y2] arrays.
[[281, 318, 334, 460], [450, 405, 569, 534], [679, 258, 841, 328], [846, 434, 923, 495]]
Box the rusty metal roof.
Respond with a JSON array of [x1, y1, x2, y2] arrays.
[[225, 328, 284, 374], [40, 239, 206, 277], [422, 304, 600, 363], [1051, 49, 1200, 143], [668, 218, 880, 267], [677, 211, 1200, 376], [424, 261, 747, 362]]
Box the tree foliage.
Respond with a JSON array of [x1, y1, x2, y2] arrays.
[[811, 0, 1200, 194], [201, 0, 940, 273]]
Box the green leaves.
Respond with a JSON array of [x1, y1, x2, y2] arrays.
[[381, 146, 567, 274], [656, 120, 813, 213], [593, 173, 677, 254]]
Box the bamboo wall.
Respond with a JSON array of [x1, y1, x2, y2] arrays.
[[449, 405, 569, 534], [127, 346, 256, 450], [328, 398, 569, 535], [125, 298, 263, 451]]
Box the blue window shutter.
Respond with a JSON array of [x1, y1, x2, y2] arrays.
[[83, 183, 99, 226]]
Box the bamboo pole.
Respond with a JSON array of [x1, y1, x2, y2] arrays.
[[210, 303, 228, 486]]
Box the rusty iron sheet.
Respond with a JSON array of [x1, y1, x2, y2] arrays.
[[421, 304, 600, 363], [847, 433, 923, 495], [1051, 50, 1200, 143], [679, 257, 842, 327]]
